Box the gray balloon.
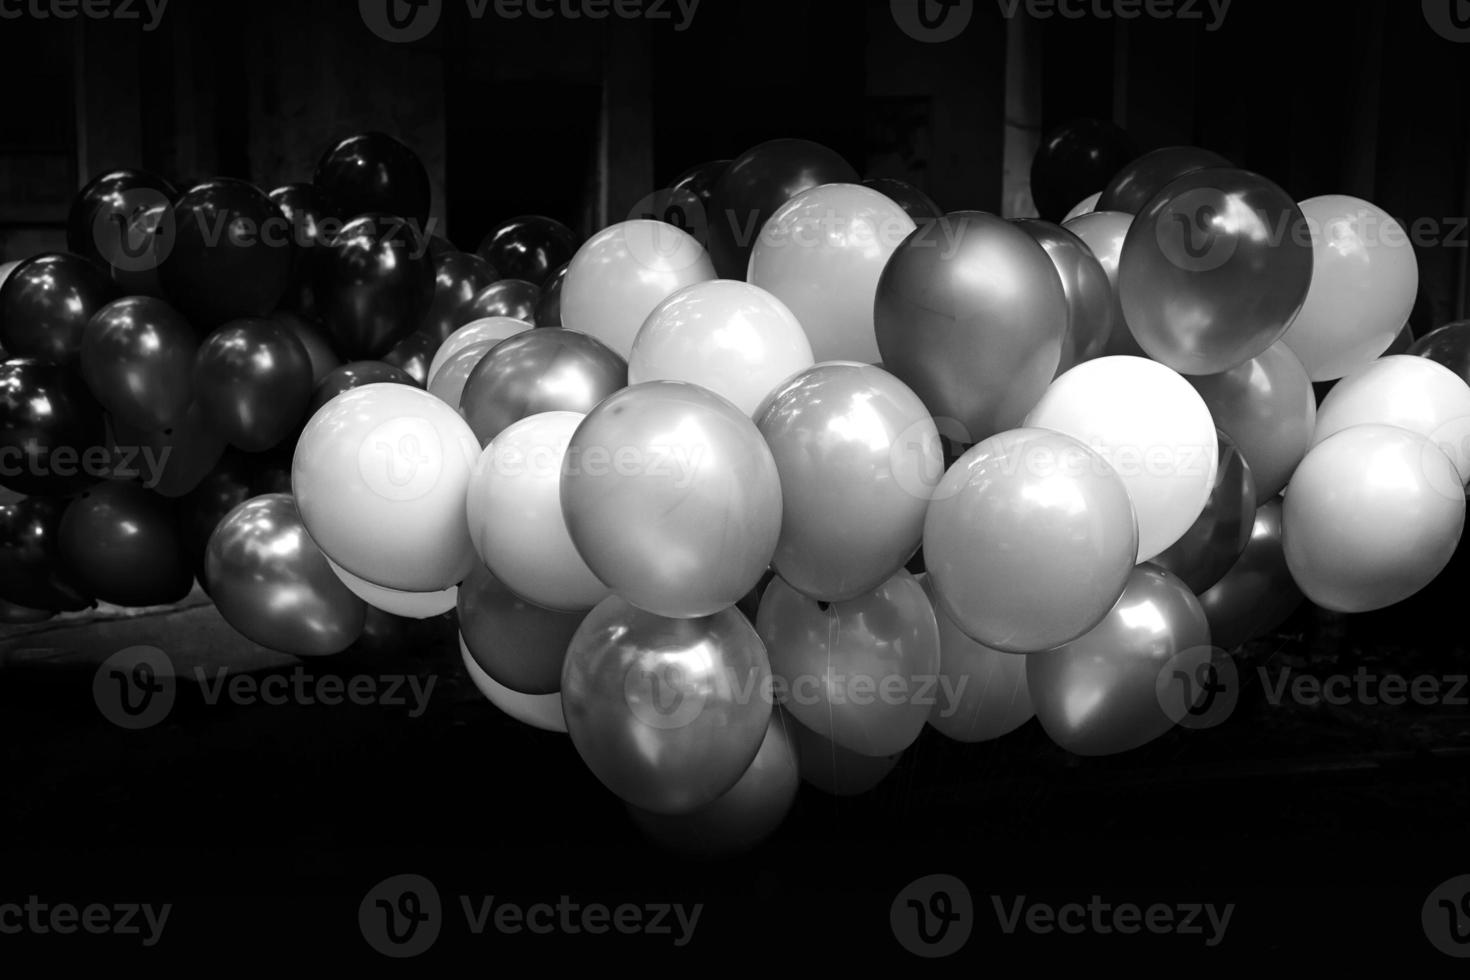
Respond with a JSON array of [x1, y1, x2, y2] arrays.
[[458, 328, 626, 445]]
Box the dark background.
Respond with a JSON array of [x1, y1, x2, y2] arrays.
[[1, 0, 1469, 968]]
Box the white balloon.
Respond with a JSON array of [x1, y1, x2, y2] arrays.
[[427, 316, 530, 383], [460, 636, 567, 732], [326, 558, 457, 618], [1063, 191, 1101, 222]]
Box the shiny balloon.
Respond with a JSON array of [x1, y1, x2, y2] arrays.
[[748, 182, 915, 364], [561, 381, 782, 619], [207, 493, 366, 655], [109, 399, 226, 498], [1282, 424, 1465, 613], [458, 328, 626, 446], [159, 178, 293, 330], [1097, 145, 1231, 215], [535, 261, 569, 327], [757, 570, 938, 757], [562, 594, 772, 815], [863, 177, 942, 223], [67, 168, 178, 271], [1185, 341, 1315, 503], [1064, 191, 1101, 221], [274, 310, 341, 384], [1061, 209, 1140, 357], [427, 316, 531, 384], [630, 279, 813, 416], [306, 359, 417, 417], [316, 213, 435, 359], [0, 253, 117, 363], [788, 710, 902, 796], [1119, 168, 1312, 375], [757, 363, 940, 601], [59, 481, 193, 606], [1029, 118, 1139, 222], [875, 211, 1069, 445], [1027, 564, 1210, 756], [178, 451, 256, 590], [313, 132, 431, 226], [326, 557, 456, 619], [475, 215, 578, 286], [382, 329, 435, 387], [1197, 498, 1301, 649], [670, 158, 730, 218], [194, 318, 313, 452], [458, 278, 539, 326], [1150, 432, 1255, 593], [924, 428, 1137, 652], [706, 138, 859, 279], [0, 495, 93, 611], [418, 248, 499, 346], [1281, 195, 1418, 381], [81, 296, 196, 429], [921, 574, 1033, 743], [459, 635, 568, 732], [1410, 320, 1470, 385], [457, 559, 585, 695], [1014, 218, 1117, 370], [0, 358, 107, 496], [267, 182, 333, 314]]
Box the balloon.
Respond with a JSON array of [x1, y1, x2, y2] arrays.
[[1097, 145, 1232, 215], [1410, 320, 1470, 384], [1150, 432, 1255, 593], [1029, 118, 1138, 222], [535, 261, 569, 327], [1027, 564, 1210, 756], [274, 311, 341, 384], [560, 219, 716, 357], [459, 278, 539, 326], [466, 411, 610, 611], [919, 574, 1032, 743], [292, 382, 480, 592], [382, 329, 435, 386], [194, 318, 313, 452], [1027, 356, 1220, 561], [326, 557, 456, 619], [923, 428, 1136, 652], [1014, 218, 1117, 369], [874, 211, 1069, 444], [1064, 191, 1101, 221], [458, 559, 584, 695], [747, 183, 913, 364], [475, 215, 578, 285], [1280, 195, 1418, 381], [178, 451, 256, 590], [1119, 168, 1313, 375], [459, 636, 567, 732], [787, 710, 902, 795], [629, 280, 813, 416], [0, 598, 54, 624], [206, 493, 366, 654], [561, 594, 772, 814], [862, 177, 942, 222], [58, 482, 193, 606], [0, 358, 107, 496], [427, 315, 531, 384], [1283, 424, 1465, 612], [561, 381, 782, 618], [1062, 209, 1138, 356], [80, 296, 196, 429], [159, 179, 292, 330], [316, 214, 435, 359], [418, 248, 499, 346], [109, 399, 226, 498], [0, 495, 93, 611], [670, 158, 730, 221], [0, 253, 117, 363], [757, 570, 938, 757], [458, 328, 626, 445], [627, 711, 798, 855], [313, 132, 431, 226], [707, 138, 859, 279], [427, 340, 493, 409], [1198, 498, 1301, 649], [1185, 341, 1315, 502], [0, 260, 18, 293], [67, 168, 178, 271], [306, 360, 416, 416], [267, 182, 333, 314], [757, 362, 940, 601]]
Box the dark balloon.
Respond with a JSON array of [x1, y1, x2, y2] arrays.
[[475, 215, 578, 286], [707, 138, 859, 278], [671, 159, 730, 212], [1197, 498, 1301, 650], [80, 296, 197, 429], [0, 358, 107, 496], [457, 560, 584, 695], [316, 213, 435, 359], [1029, 119, 1138, 222], [268, 182, 333, 314], [863, 177, 943, 223], [179, 451, 256, 590], [273, 310, 341, 384], [313, 131, 431, 226], [1097, 145, 1231, 215], [1410, 320, 1470, 384], [535, 261, 569, 327], [1150, 432, 1256, 594], [194, 318, 313, 452], [459, 278, 539, 327], [382, 329, 434, 386], [59, 481, 193, 606], [108, 399, 226, 499], [66, 168, 178, 293], [0, 496, 93, 611], [306, 360, 416, 417], [159, 179, 293, 330], [419, 249, 499, 346], [0, 253, 117, 363], [1014, 218, 1116, 370], [459, 328, 627, 445]]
